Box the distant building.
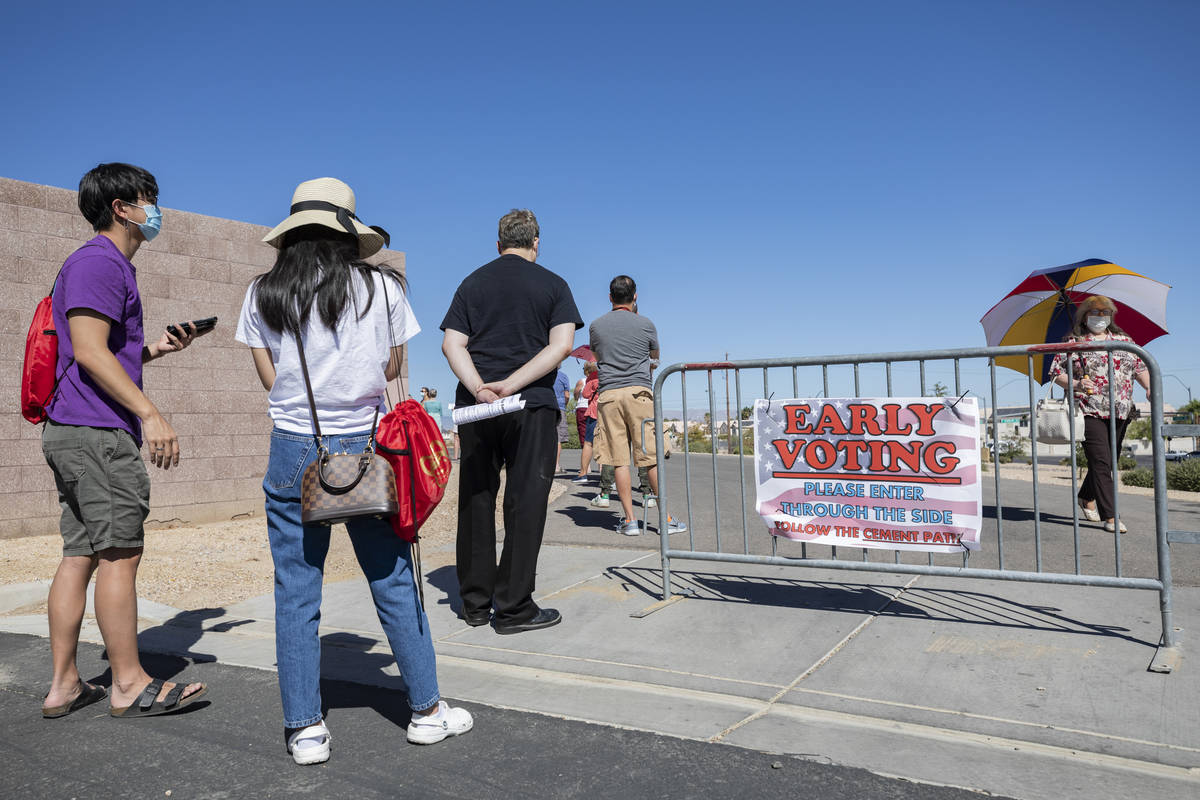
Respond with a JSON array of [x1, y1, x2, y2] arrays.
[[979, 401, 1181, 456], [661, 419, 687, 435]]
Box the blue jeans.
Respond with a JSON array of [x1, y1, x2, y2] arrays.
[[264, 427, 440, 728]]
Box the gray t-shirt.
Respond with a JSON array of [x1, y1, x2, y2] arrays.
[[589, 309, 659, 392]]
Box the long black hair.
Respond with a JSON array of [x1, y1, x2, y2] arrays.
[[253, 226, 407, 335]]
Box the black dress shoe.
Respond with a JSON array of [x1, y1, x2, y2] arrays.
[[493, 607, 562, 635], [461, 610, 491, 627]]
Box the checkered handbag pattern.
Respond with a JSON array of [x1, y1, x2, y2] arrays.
[[301, 451, 399, 525]]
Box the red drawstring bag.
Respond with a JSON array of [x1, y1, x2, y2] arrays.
[[21, 272, 74, 424], [375, 399, 452, 542], [22, 251, 95, 424], [21, 294, 59, 424]]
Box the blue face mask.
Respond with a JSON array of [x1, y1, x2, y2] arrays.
[[124, 202, 163, 241]]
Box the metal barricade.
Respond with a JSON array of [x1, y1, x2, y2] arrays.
[[648, 341, 1185, 672]]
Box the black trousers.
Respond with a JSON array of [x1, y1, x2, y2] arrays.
[[456, 406, 558, 624], [1079, 414, 1130, 521]]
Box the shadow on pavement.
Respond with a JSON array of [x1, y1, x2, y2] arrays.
[[319, 674, 414, 729], [553, 504, 627, 530], [983, 504, 1047, 522], [425, 564, 460, 614], [608, 566, 1154, 648], [319, 632, 413, 728], [135, 607, 252, 664]]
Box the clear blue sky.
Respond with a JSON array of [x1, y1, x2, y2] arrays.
[[3, 1, 1196, 415]]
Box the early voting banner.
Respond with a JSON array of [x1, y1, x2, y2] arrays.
[[754, 398, 982, 553]]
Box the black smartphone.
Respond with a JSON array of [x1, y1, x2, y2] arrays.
[[167, 316, 218, 338]]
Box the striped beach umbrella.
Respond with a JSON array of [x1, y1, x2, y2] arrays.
[[980, 258, 1170, 383]]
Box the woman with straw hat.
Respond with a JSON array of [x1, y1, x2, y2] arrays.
[[235, 178, 472, 765], [1050, 295, 1150, 534]]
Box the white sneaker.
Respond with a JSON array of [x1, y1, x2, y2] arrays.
[[407, 700, 474, 744], [287, 722, 331, 765], [590, 493, 611, 508], [643, 494, 657, 509], [617, 519, 642, 536], [1104, 519, 1128, 534]]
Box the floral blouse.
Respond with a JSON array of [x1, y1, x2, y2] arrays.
[[1048, 333, 1145, 420]]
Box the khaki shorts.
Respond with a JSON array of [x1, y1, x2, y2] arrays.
[[594, 386, 657, 468], [42, 421, 150, 556]]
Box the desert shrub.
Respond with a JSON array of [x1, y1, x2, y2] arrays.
[[1122, 468, 1153, 488], [715, 431, 756, 454], [562, 400, 581, 449], [1119, 461, 1200, 491], [1126, 418, 1152, 440], [996, 433, 1027, 463], [1168, 460, 1200, 492], [681, 430, 713, 454]]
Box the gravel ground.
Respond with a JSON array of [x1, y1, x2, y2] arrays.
[[0, 462, 1185, 613], [1, 470, 566, 612]]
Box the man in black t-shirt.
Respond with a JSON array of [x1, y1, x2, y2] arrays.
[[441, 209, 582, 634]]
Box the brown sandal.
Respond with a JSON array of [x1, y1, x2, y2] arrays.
[[110, 679, 208, 718], [43, 681, 107, 718]]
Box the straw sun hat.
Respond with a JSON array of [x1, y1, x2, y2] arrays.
[[262, 177, 390, 258]]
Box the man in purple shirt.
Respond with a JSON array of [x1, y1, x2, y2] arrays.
[[38, 163, 209, 720]]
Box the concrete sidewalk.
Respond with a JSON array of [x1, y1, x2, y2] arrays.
[[2, 472, 1198, 798]]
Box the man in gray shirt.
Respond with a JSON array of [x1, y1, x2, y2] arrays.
[[589, 275, 685, 536]]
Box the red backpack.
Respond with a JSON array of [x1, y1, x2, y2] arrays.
[[375, 398, 452, 542], [21, 273, 69, 424]]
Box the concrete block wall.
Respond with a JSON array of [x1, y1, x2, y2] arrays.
[[0, 177, 407, 539]]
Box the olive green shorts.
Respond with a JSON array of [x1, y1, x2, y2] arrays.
[[42, 421, 150, 556]]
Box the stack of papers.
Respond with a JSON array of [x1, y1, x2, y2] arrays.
[[451, 394, 526, 425]]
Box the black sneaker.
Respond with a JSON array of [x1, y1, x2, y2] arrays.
[[493, 607, 562, 634]]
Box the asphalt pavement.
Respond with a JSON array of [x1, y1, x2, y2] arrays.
[[0, 632, 1003, 800], [1, 450, 1198, 800]]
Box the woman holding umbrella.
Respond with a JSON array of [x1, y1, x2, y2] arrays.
[[1049, 295, 1150, 533]]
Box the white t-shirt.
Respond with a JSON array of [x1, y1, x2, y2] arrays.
[[235, 271, 419, 434]]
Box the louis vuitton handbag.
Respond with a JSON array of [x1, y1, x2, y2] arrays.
[[295, 335, 398, 526]]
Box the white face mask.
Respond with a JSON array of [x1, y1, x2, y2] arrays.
[[1086, 314, 1110, 334]]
